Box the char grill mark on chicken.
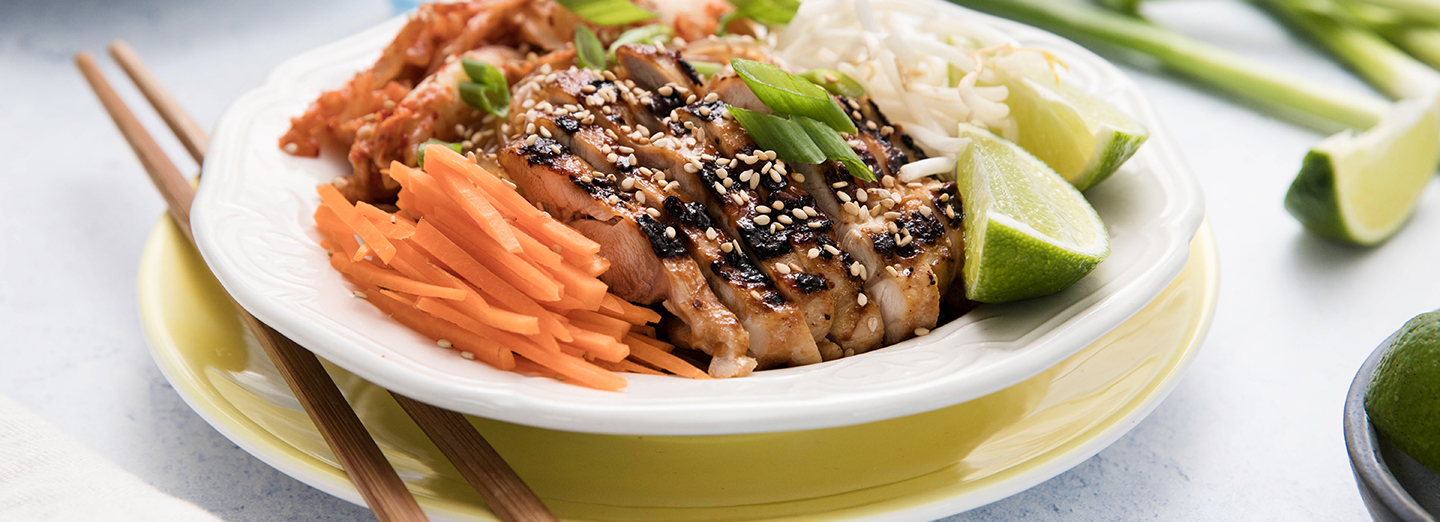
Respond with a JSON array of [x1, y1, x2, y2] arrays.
[[509, 62, 819, 370], [499, 67, 758, 377], [684, 71, 884, 356], [785, 93, 964, 344], [614, 45, 844, 347]]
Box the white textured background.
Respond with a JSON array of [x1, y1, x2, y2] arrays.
[[2, 0, 1438, 520]]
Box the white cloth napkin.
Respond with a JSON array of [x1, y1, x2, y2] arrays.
[[0, 395, 223, 522]]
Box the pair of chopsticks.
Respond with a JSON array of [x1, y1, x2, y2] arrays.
[[76, 41, 558, 522]]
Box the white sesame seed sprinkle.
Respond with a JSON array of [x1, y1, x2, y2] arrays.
[[808, 248, 820, 258], [437, 339, 453, 348], [351, 291, 367, 299], [914, 327, 931, 336], [857, 293, 868, 306], [776, 263, 791, 274], [753, 215, 771, 225]]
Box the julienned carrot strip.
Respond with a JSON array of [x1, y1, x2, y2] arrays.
[[592, 357, 665, 376], [387, 239, 539, 335], [317, 184, 397, 264], [426, 146, 541, 220], [625, 337, 708, 379], [600, 293, 662, 325], [411, 221, 572, 343], [567, 309, 632, 340], [362, 286, 515, 370], [530, 218, 601, 256], [512, 356, 561, 379], [544, 261, 608, 310], [430, 215, 564, 302], [314, 206, 360, 256], [565, 327, 629, 362], [625, 332, 676, 354], [424, 155, 522, 254], [351, 243, 372, 263], [509, 340, 627, 391], [329, 253, 465, 300], [512, 224, 566, 270], [356, 202, 415, 240], [630, 323, 657, 338]]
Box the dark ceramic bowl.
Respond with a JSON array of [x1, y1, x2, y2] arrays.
[[1345, 331, 1440, 522]]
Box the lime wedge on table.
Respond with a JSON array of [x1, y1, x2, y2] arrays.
[[955, 122, 1110, 303], [1005, 75, 1149, 191], [1285, 97, 1440, 246]]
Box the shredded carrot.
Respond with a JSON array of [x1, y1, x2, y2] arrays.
[[329, 253, 465, 300], [630, 323, 658, 338], [510, 340, 628, 391], [363, 286, 515, 370], [544, 261, 608, 310], [429, 216, 565, 302], [357, 202, 415, 240], [566, 309, 632, 340], [592, 358, 665, 376], [599, 293, 662, 325], [624, 332, 676, 353], [565, 327, 630, 362], [317, 184, 397, 264], [625, 335, 708, 379]]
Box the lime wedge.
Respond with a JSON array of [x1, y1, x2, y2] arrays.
[[955, 122, 1110, 303], [1004, 75, 1149, 191], [1285, 97, 1440, 245]]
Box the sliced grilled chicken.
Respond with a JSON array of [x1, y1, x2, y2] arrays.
[[681, 71, 884, 354], [795, 97, 964, 343], [509, 64, 819, 369], [613, 45, 840, 344], [497, 131, 756, 377]]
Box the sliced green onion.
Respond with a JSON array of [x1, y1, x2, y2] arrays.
[[950, 0, 1388, 132], [731, 58, 857, 134], [460, 57, 511, 118], [574, 26, 606, 70], [417, 139, 463, 168], [729, 108, 825, 164], [796, 116, 875, 181], [689, 61, 724, 78], [800, 69, 866, 98], [556, 0, 656, 25], [609, 24, 674, 59], [727, 0, 801, 25]]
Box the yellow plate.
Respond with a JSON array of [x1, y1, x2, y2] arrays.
[[138, 219, 1217, 521]]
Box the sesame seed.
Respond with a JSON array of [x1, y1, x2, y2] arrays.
[[699, 106, 711, 117], [919, 206, 933, 216], [857, 293, 868, 306], [859, 264, 869, 280], [607, 195, 620, 204], [770, 223, 780, 233], [946, 206, 956, 218], [898, 235, 913, 246], [621, 177, 635, 190], [721, 241, 735, 252], [756, 206, 771, 214], [833, 181, 849, 188], [460, 351, 475, 360], [885, 211, 902, 220], [635, 191, 646, 204], [524, 135, 538, 146], [665, 226, 676, 238], [647, 207, 662, 217], [750, 289, 763, 300], [856, 190, 869, 203], [777, 215, 793, 224], [437, 339, 453, 348], [871, 204, 885, 217], [706, 227, 718, 240], [525, 122, 536, 134], [714, 182, 727, 195], [667, 181, 680, 192], [684, 163, 699, 173], [804, 206, 818, 217], [776, 263, 791, 274], [844, 201, 861, 215], [539, 126, 552, 138], [866, 121, 878, 130], [851, 110, 862, 119], [808, 248, 820, 258], [722, 178, 733, 187], [807, 221, 823, 228], [658, 85, 674, 96], [792, 209, 808, 220], [754, 215, 771, 225], [351, 291, 367, 299], [886, 265, 900, 277], [731, 193, 745, 205], [850, 262, 862, 276], [825, 245, 841, 255], [792, 173, 805, 182], [743, 154, 758, 165], [550, 145, 562, 154], [628, 154, 638, 164], [552, 244, 563, 253], [704, 92, 719, 103], [914, 327, 931, 336]]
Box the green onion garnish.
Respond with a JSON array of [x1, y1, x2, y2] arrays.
[[459, 57, 510, 118], [800, 69, 865, 98], [609, 24, 674, 59], [728, 108, 824, 164], [689, 61, 724, 78], [731, 58, 857, 134], [574, 26, 606, 70], [796, 116, 874, 181], [725, 0, 801, 26], [417, 139, 463, 168], [556, 0, 656, 26]]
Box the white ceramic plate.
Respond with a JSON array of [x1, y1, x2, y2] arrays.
[[192, 1, 1203, 436]]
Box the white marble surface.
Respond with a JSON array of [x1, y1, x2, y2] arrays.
[[3, 0, 1439, 520]]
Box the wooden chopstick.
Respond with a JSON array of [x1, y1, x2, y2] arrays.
[[75, 50, 429, 522], [107, 41, 208, 163], [79, 43, 559, 522]]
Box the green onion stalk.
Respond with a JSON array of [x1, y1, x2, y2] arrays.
[[1257, 0, 1440, 100], [1340, 0, 1440, 71], [948, 0, 1388, 131]]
